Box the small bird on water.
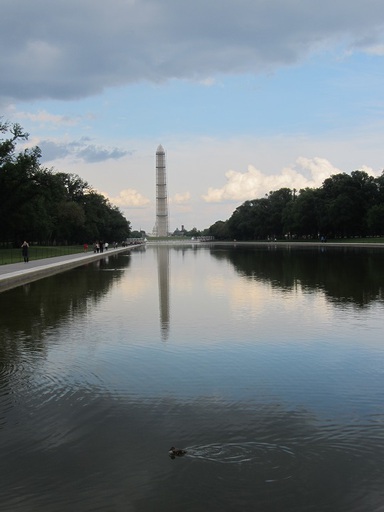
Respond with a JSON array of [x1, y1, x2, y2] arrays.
[[169, 447, 187, 459]]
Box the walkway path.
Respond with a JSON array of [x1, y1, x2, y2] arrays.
[[0, 246, 141, 293]]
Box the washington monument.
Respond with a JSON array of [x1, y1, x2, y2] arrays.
[[155, 144, 169, 237]]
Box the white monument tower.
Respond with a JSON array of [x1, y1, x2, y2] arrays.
[[155, 144, 169, 237]]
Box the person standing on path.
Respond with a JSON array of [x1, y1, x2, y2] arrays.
[[21, 241, 29, 262]]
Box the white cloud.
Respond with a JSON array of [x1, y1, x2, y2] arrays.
[[360, 164, 375, 174], [363, 44, 384, 56], [171, 192, 191, 204], [202, 157, 343, 203], [198, 78, 216, 87], [294, 156, 342, 184], [105, 188, 151, 208], [16, 110, 84, 126]]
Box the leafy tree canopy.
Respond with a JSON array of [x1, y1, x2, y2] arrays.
[[0, 119, 131, 245], [208, 169, 384, 241]]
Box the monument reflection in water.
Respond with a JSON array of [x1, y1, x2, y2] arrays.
[[0, 244, 384, 512], [156, 245, 170, 340]]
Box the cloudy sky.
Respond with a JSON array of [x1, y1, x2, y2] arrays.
[[1, 0, 384, 232]]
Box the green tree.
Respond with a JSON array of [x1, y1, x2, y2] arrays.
[[0, 120, 46, 241], [104, 205, 131, 242], [55, 201, 86, 243], [0, 119, 131, 245], [367, 204, 384, 235], [185, 227, 201, 237], [227, 198, 271, 240], [289, 188, 322, 237], [266, 188, 294, 237], [208, 220, 230, 240], [81, 192, 130, 243], [318, 171, 377, 237]]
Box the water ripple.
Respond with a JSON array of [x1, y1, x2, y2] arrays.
[[185, 441, 296, 482]]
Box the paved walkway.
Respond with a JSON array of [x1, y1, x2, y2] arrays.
[[0, 246, 140, 293]]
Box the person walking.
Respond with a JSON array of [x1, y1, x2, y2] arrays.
[[21, 241, 29, 263]]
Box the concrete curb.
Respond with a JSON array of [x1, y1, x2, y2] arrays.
[[0, 245, 143, 293]]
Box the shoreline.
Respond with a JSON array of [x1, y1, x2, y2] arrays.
[[0, 245, 143, 293], [149, 239, 384, 249], [1, 239, 383, 293], [214, 240, 384, 248]]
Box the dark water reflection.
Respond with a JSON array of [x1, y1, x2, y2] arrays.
[[212, 244, 384, 307], [0, 245, 384, 511]]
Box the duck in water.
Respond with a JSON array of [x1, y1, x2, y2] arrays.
[[169, 447, 187, 459]]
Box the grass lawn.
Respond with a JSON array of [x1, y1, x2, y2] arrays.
[[0, 245, 84, 265]]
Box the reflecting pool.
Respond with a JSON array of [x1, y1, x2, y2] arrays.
[[1, 244, 384, 511]]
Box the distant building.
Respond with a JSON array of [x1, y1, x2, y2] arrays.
[[172, 225, 187, 236], [155, 144, 169, 237]]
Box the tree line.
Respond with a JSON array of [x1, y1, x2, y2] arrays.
[[208, 170, 384, 241], [0, 120, 131, 245]]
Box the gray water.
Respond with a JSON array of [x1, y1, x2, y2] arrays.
[[1, 244, 384, 511]]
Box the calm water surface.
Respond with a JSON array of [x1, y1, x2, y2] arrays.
[[1, 244, 384, 511]]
